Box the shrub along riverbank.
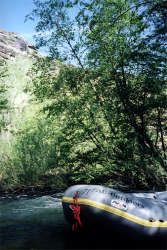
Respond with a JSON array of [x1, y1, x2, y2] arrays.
[[0, 57, 69, 193], [0, 56, 166, 194]]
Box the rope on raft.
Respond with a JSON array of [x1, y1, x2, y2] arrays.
[[70, 191, 82, 231]]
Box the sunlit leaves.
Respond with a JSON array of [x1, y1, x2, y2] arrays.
[[0, 60, 9, 131], [26, 0, 167, 189]]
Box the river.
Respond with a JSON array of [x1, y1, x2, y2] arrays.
[[0, 193, 166, 250], [0, 193, 73, 250], [0, 193, 114, 250]]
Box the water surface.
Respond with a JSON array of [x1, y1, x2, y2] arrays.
[[0, 193, 72, 250]]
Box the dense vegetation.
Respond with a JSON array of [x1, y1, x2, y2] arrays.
[[0, 0, 167, 192], [26, 0, 167, 190], [0, 60, 8, 131], [0, 57, 69, 192]]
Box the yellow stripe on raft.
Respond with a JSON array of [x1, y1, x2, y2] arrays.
[[62, 196, 167, 228]]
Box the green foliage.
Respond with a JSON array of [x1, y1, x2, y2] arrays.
[[0, 60, 9, 131], [0, 57, 33, 190], [2, 0, 167, 192], [25, 0, 167, 190], [0, 56, 73, 191], [9, 117, 67, 187]]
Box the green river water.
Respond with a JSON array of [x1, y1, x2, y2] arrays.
[[0, 193, 73, 250], [0, 193, 116, 250]]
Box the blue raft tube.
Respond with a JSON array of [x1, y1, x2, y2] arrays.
[[62, 185, 167, 248]]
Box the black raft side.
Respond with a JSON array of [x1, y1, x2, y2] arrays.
[[62, 185, 167, 239], [62, 200, 167, 250]]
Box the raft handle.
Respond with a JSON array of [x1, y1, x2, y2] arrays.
[[148, 218, 155, 222]]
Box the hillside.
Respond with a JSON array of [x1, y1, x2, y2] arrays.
[[0, 30, 39, 60]]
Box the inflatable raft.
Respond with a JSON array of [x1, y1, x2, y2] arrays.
[[62, 185, 167, 241]]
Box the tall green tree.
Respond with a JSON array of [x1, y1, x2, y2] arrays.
[[27, 0, 167, 189]]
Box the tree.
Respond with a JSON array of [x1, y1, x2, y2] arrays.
[[27, 0, 167, 189]]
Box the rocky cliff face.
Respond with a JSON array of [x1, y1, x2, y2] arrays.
[[0, 30, 39, 60]]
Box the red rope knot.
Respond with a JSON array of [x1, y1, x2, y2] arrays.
[[70, 191, 82, 231]]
